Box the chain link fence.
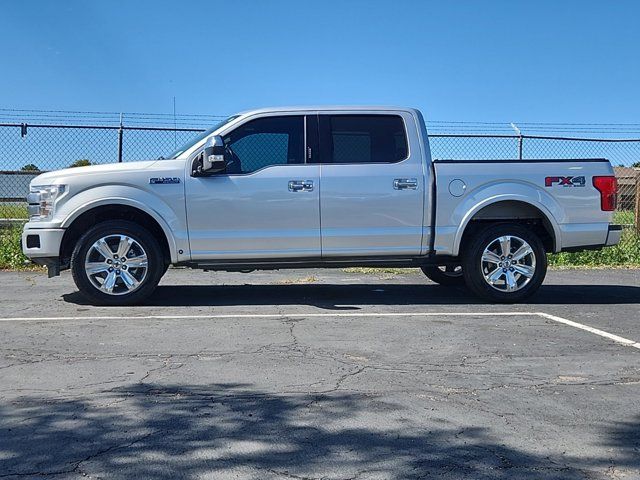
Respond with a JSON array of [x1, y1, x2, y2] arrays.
[[0, 123, 203, 221], [429, 134, 640, 229], [1, 122, 639, 234]]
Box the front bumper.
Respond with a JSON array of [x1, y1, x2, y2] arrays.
[[605, 224, 622, 246], [21, 227, 65, 258]]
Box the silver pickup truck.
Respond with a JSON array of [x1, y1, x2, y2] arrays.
[[22, 106, 621, 304]]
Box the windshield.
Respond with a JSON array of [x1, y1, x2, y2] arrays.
[[163, 115, 240, 159]]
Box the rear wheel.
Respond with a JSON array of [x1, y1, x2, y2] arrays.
[[462, 223, 547, 303], [71, 220, 164, 305], [421, 265, 465, 286]]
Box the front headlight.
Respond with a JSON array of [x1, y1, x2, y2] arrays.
[[27, 185, 66, 221]]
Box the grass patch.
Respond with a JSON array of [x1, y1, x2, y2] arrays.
[[275, 275, 319, 284], [0, 203, 28, 219], [0, 225, 37, 270], [343, 267, 419, 275], [342, 267, 419, 279], [614, 210, 635, 226], [548, 228, 640, 267]]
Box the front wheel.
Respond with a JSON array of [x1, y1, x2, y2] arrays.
[[462, 223, 547, 303], [71, 220, 164, 305]]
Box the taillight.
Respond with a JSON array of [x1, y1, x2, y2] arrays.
[[592, 176, 617, 211]]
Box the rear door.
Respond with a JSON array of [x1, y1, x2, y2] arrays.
[[317, 112, 425, 257]]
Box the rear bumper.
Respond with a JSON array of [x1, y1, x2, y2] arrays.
[[605, 224, 622, 246], [560, 224, 622, 253]]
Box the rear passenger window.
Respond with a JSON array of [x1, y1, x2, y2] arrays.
[[319, 115, 408, 164]]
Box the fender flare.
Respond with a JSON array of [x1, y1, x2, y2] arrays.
[[452, 192, 563, 256], [60, 196, 180, 263]]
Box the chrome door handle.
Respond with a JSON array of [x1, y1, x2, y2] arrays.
[[393, 178, 418, 190], [288, 180, 314, 192]]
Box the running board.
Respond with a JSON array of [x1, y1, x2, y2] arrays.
[[179, 255, 459, 272]]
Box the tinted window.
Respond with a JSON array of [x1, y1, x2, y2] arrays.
[[223, 116, 304, 174], [320, 115, 408, 164]]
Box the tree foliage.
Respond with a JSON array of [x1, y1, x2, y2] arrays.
[[20, 163, 40, 171], [69, 159, 92, 168]]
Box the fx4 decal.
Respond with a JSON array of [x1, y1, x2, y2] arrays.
[[545, 176, 586, 187]]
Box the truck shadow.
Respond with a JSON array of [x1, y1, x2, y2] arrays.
[[1, 382, 637, 479], [63, 283, 640, 307]]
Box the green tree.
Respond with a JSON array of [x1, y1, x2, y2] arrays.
[[69, 159, 92, 168], [632, 161, 640, 168], [20, 163, 40, 171]]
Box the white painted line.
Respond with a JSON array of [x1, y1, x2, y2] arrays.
[[535, 312, 640, 350], [0, 311, 535, 322], [1, 311, 638, 351]]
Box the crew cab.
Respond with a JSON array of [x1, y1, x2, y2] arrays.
[[22, 106, 621, 304]]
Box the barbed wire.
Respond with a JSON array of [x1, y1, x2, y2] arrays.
[[3, 108, 640, 135], [0, 109, 227, 128]]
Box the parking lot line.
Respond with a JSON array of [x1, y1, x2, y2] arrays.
[[1, 311, 638, 351], [0, 312, 534, 322], [535, 312, 640, 350]]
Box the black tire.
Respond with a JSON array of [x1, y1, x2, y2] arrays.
[[71, 220, 164, 305], [462, 223, 547, 303], [421, 265, 465, 286]]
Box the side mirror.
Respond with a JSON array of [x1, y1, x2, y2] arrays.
[[202, 136, 226, 173]]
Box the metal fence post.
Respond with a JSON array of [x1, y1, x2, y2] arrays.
[[509, 123, 523, 160], [635, 173, 640, 234], [518, 136, 523, 160], [117, 113, 124, 163]]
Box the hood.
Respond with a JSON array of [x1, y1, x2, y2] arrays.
[[31, 160, 159, 186]]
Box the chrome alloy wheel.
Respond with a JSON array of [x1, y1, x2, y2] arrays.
[[84, 235, 148, 295], [480, 235, 536, 293]]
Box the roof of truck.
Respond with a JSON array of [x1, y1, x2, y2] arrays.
[[236, 106, 420, 116]]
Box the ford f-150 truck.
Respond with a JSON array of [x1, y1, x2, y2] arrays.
[[22, 106, 621, 304]]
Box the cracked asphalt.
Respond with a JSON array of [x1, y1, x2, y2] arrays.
[[0, 267, 639, 479]]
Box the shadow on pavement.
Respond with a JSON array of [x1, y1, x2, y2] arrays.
[[2, 383, 635, 479], [62, 283, 640, 307]]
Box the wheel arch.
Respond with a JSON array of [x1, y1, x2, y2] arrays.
[[455, 198, 561, 256], [59, 201, 177, 268]]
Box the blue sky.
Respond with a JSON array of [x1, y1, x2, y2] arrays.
[[1, 0, 639, 125]]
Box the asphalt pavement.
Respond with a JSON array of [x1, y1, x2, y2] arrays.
[[0, 267, 639, 479]]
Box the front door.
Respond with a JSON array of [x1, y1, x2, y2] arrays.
[[185, 115, 320, 260], [318, 113, 425, 257]]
